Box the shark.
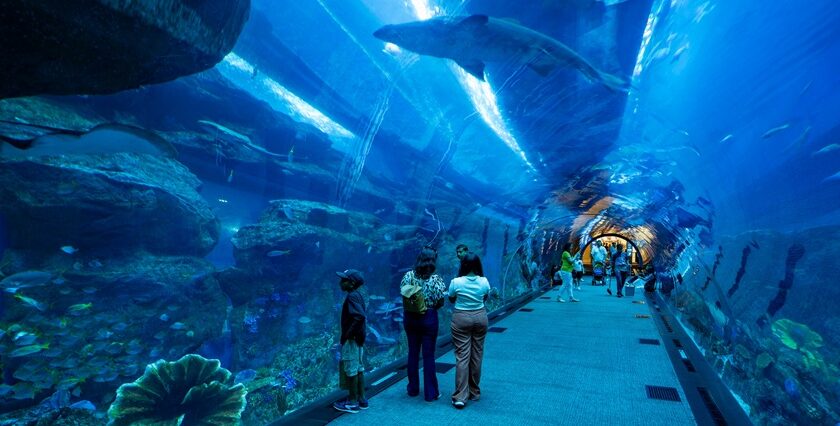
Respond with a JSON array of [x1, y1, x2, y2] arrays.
[[373, 14, 629, 92]]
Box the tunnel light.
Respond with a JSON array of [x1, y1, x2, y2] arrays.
[[407, 0, 536, 172], [219, 53, 354, 140]]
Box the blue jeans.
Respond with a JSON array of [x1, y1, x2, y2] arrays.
[[616, 270, 627, 295], [404, 309, 439, 401]]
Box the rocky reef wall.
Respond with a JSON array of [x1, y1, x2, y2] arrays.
[[0, 0, 250, 98]]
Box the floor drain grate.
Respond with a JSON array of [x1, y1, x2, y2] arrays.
[[639, 338, 660, 345], [488, 327, 507, 333], [646, 385, 681, 402], [435, 362, 456, 374], [697, 387, 728, 426], [661, 315, 674, 333], [519, 308, 534, 312]]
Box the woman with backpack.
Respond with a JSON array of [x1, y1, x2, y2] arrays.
[[400, 246, 446, 402], [447, 253, 491, 409]]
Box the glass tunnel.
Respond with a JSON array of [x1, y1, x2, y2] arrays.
[[0, 0, 838, 425]]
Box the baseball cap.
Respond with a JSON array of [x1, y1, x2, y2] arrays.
[[336, 269, 364, 286]]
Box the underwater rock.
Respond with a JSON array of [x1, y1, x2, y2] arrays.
[[0, 152, 219, 256], [108, 354, 247, 425], [228, 199, 418, 289], [0, 0, 250, 98]]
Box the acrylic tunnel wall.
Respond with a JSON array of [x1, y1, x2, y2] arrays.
[[0, 0, 838, 425]]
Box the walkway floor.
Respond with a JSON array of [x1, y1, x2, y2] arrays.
[[330, 284, 697, 425]]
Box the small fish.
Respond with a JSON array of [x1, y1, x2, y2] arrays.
[[813, 144, 840, 156], [88, 260, 103, 268], [266, 249, 291, 257], [367, 245, 373, 254], [218, 198, 229, 204], [762, 123, 790, 139], [14, 294, 46, 311], [288, 146, 295, 163], [373, 208, 386, 215], [671, 43, 689, 62], [170, 322, 187, 330], [315, 241, 321, 249], [235, 369, 258, 384], [227, 169, 234, 183], [52, 277, 66, 285], [159, 313, 169, 322], [14, 332, 38, 346], [823, 171, 840, 183], [384, 233, 393, 241], [82, 287, 97, 294], [60, 246, 78, 254], [719, 134, 734, 144], [10, 343, 49, 357], [298, 316, 312, 324], [67, 303, 92, 313]]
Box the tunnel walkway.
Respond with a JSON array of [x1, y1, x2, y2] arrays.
[[330, 283, 696, 425]]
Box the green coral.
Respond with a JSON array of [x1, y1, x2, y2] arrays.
[[771, 319, 823, 351], [771, 319, 825, 370], [108, 354, 246, 426]]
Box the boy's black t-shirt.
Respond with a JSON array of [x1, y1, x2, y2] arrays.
[[340, 287, 367, 346]]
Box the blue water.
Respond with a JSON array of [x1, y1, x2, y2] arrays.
[[0, 0, 838, 424]]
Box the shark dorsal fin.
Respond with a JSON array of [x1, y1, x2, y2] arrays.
[[458, 15, 489, 27]]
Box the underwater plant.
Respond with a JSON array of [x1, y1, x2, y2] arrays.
[[108, 354, 246, 425]]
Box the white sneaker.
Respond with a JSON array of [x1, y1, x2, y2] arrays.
[[557, 297, 567, 303], [571, 298, 580, 302]]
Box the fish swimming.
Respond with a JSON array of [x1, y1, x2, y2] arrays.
[[373, 15, 629, 91], [14, 294, 46, 311], [67, 303, 92, 313], [761, 123, 790, 139], [719, 134, 734, 144], [813, 143, 840, 156], [1, 271, 52, 291], [10, 343, 49, 358], [266, 249, 291, 257], [60, 246, 78, 254], [0, 121, 177, 158]]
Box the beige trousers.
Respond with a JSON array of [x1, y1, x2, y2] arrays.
[[450, 308, 488, 403]]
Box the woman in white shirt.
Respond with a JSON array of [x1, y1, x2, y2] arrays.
[[448, 253, 491, 409]]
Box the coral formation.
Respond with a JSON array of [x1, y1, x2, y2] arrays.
[[108, 354, 246, 425]]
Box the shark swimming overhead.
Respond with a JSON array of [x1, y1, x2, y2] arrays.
[[373, 14, 629, 92]]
